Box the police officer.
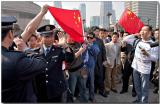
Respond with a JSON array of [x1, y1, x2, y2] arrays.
[[1, 15, 48, 102], [34, 25, 74, 102]]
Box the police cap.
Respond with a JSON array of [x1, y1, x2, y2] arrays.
[[2, 16, 17, 40], [37, 25, 55, 36], [2, 16, 17, 30]]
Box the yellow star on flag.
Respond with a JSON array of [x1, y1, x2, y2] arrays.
[[73, 12, 81, 28], [127, 10, 136, 20]]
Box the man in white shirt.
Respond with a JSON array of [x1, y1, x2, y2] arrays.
[[131, 25, 158, 103]]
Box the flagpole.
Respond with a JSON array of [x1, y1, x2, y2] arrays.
[[81, 19, 86, 43]]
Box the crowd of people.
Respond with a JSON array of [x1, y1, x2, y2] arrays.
[[2, 4, 159, 103]]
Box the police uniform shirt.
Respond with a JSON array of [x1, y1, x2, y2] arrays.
[[43, 44, 51, 56]]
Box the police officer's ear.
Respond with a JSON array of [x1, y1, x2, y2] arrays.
[[8, 30, 14, 40]]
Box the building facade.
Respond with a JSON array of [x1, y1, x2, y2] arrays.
[[125, 1, 158, 29], [1, 1, 50, 30], [79, 3, 86, 27], [156, 2, 160, 28], [100, 1, 116, 29], [90, 16, 100, 27], [53, 1, 62, 8]]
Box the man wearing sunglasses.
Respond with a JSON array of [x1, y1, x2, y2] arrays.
[[82, 31, 100, 102]]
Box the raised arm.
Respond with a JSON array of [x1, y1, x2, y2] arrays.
[[21, 4, 49, 42]]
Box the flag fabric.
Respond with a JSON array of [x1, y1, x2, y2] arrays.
[[118, 8, 144, 34], [48, 6, 84, 43]]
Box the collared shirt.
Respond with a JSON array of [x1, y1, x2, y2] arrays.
[[131, 39, 159, 74], [111, 41, 119, 57], [43, 44, 51, 56], [113, 43, 117, 55]]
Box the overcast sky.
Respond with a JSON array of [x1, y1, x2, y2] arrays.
[[34, 1, 125, 27]]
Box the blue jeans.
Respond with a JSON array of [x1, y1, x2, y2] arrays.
[[68, 69, 88, 102], [87, 68, 95, 100], [133, 69, 150, 103]]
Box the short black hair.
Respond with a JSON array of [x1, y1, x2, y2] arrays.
[[124, 32, 129, 34], [120, 31, 124, 35], [87, 31, 95, 38], [91, 26, 99, 32], [154, 28, 159, 32], [112, 32, 119, 37], [144, 25, 152, 31], [28, 34, 38, 41], [2, 29, 10, 41], [99, 28, 107, 32]]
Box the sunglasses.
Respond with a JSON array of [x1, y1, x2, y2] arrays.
[[87, 37, 93, 39]]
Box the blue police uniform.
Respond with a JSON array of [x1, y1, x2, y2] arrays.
[[34, 25, 74, 102], [1, 16, 47, 102]]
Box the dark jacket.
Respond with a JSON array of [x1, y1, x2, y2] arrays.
[[67, 42, 84, 72], [82, 42, 100, 71], [34, 45, 74, 100], [94, 37, 106, 73], [2, 46, 46, 103]]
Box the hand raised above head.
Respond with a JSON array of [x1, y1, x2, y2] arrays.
[[57, 32, 67, 47], [41, 4, 49, 15]]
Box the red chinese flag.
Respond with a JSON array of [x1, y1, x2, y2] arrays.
[[118, 8, 144, 34], [48, 6, 84, 43]]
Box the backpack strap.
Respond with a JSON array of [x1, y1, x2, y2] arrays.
[[133, 38, 141, 49]]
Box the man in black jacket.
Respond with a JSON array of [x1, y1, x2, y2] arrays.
[[1, 9, 48, 102], [34, 25, 74, 102], [91, 26, 107, 97]]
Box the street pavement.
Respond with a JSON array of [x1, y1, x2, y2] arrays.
[[94, 82, 159, 103], [75, 82, 159, 103]]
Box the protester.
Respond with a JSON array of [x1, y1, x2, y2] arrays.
[[66, 35, 88, 102], [99, 28, 107, 44], [91, 26, 106, 97], [82, 31, 100, 102], [151, 28, 159, 94], [118, 30, 124, 42], [120, 37, 138, 95], [27, 34, 39, 49], [154, 28, 159, 42], [132, 25, 158, 103], [103, 32, 121, 96]]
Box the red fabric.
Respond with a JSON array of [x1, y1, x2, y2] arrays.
[[48, 6, 84, 43], [118, 8, 144, 34]]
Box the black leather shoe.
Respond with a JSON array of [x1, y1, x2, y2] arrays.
[[99, 91, 108, 97], [132, 91, 137, 97], [153, 88, 158, 94], [102, 93, 108, 97], [120, 90, 127, 94], [132, 100, 140, 103], [90, 99, 96, 103]]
